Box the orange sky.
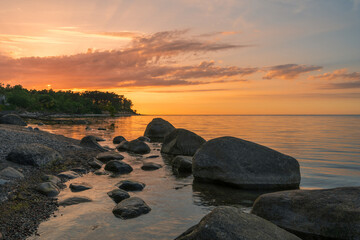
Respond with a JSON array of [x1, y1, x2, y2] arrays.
[[0, 0, 359, 114]]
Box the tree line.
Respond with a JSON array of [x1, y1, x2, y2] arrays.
[[0, 84, 137, 115]]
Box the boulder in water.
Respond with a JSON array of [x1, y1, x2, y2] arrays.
[[161, 129, 205, 156], [104, 160, 133, 174], [69, 182, 92, 192], [127, 139, 150, 154], [96, 151, 124, 162], [141, 162, 162, 171], [116, 180, 145, 191], [116, 140, 130, 152], [144, 118, 175, 142], [107, 189, 130, 203], [79, 136, 107, 152], [113, 136, 126, 144], [112, 197, 151, 219], [172, 156, 193, 174]]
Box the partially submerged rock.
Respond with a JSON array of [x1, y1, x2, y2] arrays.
[[0, 167, 24, 179], [127, 139, 150, 154], [144, 118, 175, 142], [70, 182, 92, 192], [107, 189, 130, 203], [57, 171, 80, 180], [0, 114, 27, 126], [141, 162, 162, 171], [7, 143, 63, 167], [116, 180, 145, 191], [104, 160, 133, 174], [113, 136, 126, 144], [116, 140, 130, 152], [193, 137, 300, 190], [79, 135, 107, 152], [137, 136, 151, 142], [251, 186, 360, 240], [96, 151, 124, 162], [172, 156, 192, 174], [59, 196, 92, 206], [88, 159, 103, 169], [36, 182, 60, 197], [161, 129, 205, 156], [112, 197, 151, 219], [176, 206, 300, 240]]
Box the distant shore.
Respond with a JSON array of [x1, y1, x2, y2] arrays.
[[0, 111, 139, 119]]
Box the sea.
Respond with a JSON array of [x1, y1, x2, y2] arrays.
[[28, 115, 360, 239]]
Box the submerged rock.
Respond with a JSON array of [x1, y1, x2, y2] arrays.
[[36, 182, 60, 197], [176, 206, 300, 240], [144, 118, 175, 142], [0, 114, 27, 126], [127, 139, 151, 154], [193, 137, 300, 190], [59, 196, 92, 206], [0, 167, 24, 179], [107, 189, 130, 203], [113, 136, 126, 144], [79, 135, 107, 152], [141, 162, 162, 171], [57, 171, 80, 180], [251, 186, 360, 240], [116, 180, 145, 191], [96, 151, 124, 162], [172, 156, 192, 174], [70, 182, 93, 192], [161, 129, 205, 156], [7, 143, 63, 167], [112, 197, 151, 219], [104, 160, 133, 174]]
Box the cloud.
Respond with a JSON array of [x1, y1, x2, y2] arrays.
[[311, 69, 360, 89], [0, 30, 256, 89], [263, 64, 322, 80]]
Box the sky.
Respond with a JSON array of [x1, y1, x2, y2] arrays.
[[0, 0, 360, 114]]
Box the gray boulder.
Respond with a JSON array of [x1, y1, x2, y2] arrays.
[[176, 206, 300, 240], [113, 136, 126, 144], [127, 139, 151, 154], [96, 151, 124, 162], [57, 171, 80, 179], [161, 129, 205, 156], [193, 137, 300, 190], [70, 182, 92, 192], [141, 162, 162, 171], [112, 197, 151, 219], [0, 167, 24, 179], [59, 196, 92, 206], [6, 143, 63, 167], [116, 180, 145, 191], [79, 136, 107, 152], [107, 189, 130, 203], [116, 140, 130, 152], [104, 160, 133, 174], [172, 156, 192, 173], [252, 186, 360, 240], [144, 118, 175, 142], [36, 182, 60, 197], [88, 159, 103, 169], [0, 114, 27, 126]]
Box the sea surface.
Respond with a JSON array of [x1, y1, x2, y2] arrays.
[[28, 115, 360, 240]]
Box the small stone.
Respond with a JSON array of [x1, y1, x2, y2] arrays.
[[57, 171, 80, 180], [69, 182, 92, 192], [146, 155, 160, 159], [96, 151, 124, 162], [104, 160, 133, 174], [41, 174, 61, 184], [127, 139, 151, 154], [116, 180, 145, 191], [59, 196, 92, 206], [137, 136, 151, 142], [113, 136, 126, 144], [172, 156, 193, 173], [141, 162, 162, 171], [116, 140, 130, 151], [94, 169, 108, 175], [89, 159, 103, 169], [0, 167, 24, 179], [112, 197, 151, 219], [36, 182, 59, 197], [107, 189, 130, 203], [71, 167, 87, 174], [98, 127, 106, 130]]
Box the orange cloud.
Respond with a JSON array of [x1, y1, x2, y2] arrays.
[[263, 64, 322, 80], [311, 69, 360, 89]]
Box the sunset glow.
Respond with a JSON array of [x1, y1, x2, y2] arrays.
[[1, 0, 359, 114]]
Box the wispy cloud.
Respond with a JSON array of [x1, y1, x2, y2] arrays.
[[311, 69, 360, 89], [263, 64, 322, 80]]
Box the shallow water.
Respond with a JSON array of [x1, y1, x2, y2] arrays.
[[28, 115, 360, 239]]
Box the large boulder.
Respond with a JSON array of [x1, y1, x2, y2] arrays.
[[113, 136, 126, 144], [6, 143, 63, 167], [172, 156, 193, 174], [252, 187, 360, 240], [0, 114, 27, 126], [161, 129, 205, 156], [144, 118, 175, 142], [112, 197, 151, 219], [176, 206, 300, 240], [193, 137, 300, 190], [127, 139, 150, 154], [80, 136, 107, 152], [104, 160, 133, 174]]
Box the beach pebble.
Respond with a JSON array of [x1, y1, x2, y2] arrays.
[[116, 180, 145, 191], [59, 196, 92, 206], [107, 189, 130, 203], [104, 160, 133, 174], [70, 182, 92, 192]]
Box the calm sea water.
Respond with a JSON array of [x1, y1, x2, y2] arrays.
[[28, 115, 360, 240]]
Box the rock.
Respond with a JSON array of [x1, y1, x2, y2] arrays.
[[0, 114, 27, 126], [107, 189, 130, 203], [71, 167, 87, 174], [141, 162, 162, 171], [104, 160, 133, 174], [144, 118, 175, 142], [251, 186, 360, 240], [38, 122, 44, 126], [27, 126, 33, 130], [36, 182, 60, 197], [59, 196, 92, 206], [94, 169, 108, 175], [176, 206, 300, 240], [0, 167, 24, 179], [137, 136, 151, 142], [85, 126, 91, 130], [88, 159, 103, 169], [98, 127, 106, 130], [161, 129, 206, 156], [146, 155, 160, 159], [113, 136, 126, 144], [79, 135, 107, 152], [41, 175, 61, 184], [96, 151, 124, 162], [69, 182, 92, 192], [112, 197, 151, 219], [127, 139, 151, 154], [0, 232, 2, 240], [116, 140, 130, 152], [193, 137, 300, 190], [57, 171, 80, 179], [34, 127, 40, 131], [95, 136, 105, 142], [116, 180, 145, 191], [172, 156, 193, 173], [6, 143, 63, 167], [0, 179, 10, 185]]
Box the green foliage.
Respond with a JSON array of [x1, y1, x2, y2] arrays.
[[0, 83, 136, 114]]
